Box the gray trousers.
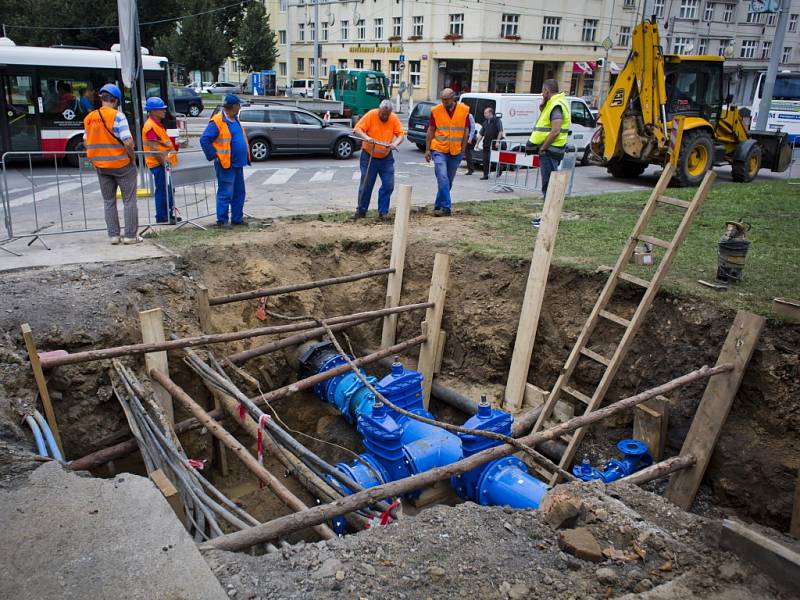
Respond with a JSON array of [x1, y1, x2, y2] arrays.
[[97, 164, 138, 238]]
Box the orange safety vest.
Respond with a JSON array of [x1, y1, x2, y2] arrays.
[[84, 107, 131, 169], [142, 117, 178, 169], [210, 112, 249, 169], [430, 103, 469, 155]]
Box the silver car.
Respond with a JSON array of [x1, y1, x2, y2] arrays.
[[238, 105, 359, 161], [204, 81, 242, 95]]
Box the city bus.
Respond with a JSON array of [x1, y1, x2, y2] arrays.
[[751, 71, 800, 144], [0, 38, 175, 164]]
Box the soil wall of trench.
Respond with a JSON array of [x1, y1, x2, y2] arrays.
[[0, 234, 797, 532]]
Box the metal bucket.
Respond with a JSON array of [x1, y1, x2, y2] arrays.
[[717, 238, 750, 282]]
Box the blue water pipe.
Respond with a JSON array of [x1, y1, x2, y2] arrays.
[[572, 439, 653, 483], [33, 410, 64, 462], [24, 415, 48, 457]]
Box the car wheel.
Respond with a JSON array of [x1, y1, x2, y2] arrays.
[[64, 136, 85, 167], [416, 143, 426, 151], [249, 138, 271, 162], [188, 104, 201, 117], [334, 137, 354, 159]]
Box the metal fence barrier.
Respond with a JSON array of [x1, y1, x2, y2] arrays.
[[485, 138, 579, 196]]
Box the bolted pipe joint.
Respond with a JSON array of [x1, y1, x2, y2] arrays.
[[572, 439, 654, 483]]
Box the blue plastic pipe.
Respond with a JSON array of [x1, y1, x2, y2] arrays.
[[33, 410, 64, 462], [24, 415, 48, 457]]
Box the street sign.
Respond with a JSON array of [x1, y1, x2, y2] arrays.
[[399, 53, 405, 62], [399, 61, 406, 71], [750, 0, 779, 12], [601, 36, 613, 51]]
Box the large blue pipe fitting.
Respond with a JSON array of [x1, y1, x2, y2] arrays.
[[572, 439, 654, 483]]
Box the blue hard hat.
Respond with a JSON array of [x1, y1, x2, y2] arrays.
[[145, 97, 168, 111], [99, 83, 123, 102], [223, 94, 241, 106]]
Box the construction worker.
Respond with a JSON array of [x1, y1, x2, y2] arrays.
[[200, 95, 250, 227], [528, 79, 571, 197], [352, 99, 405, 220], [142, 97, 180, 224], [424, 88, 470, 217], [83, 83, 139, 244]]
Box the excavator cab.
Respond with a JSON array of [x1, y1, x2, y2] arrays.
[[664, 58, 723, 125]]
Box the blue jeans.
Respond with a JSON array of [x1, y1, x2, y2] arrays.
[[150, 165, 175, 223], [432, 151, 462, 211], [357, 151, 395, 216], [215, 163, 245, 224], [540, 151, 563, 197]]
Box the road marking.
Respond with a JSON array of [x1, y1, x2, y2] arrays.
[[264, 168, 298, 185], [243, 168, 260, 180], [8, 182, 87, 208], [309, 170, 335, 183], [352, 171, 361, 180]]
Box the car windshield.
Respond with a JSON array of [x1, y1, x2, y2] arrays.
[[412, 103, 433, 119], [365, 74, 387, 97]]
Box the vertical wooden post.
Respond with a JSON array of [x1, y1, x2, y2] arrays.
[[633, 396, 669, 461], [381, 185, 412, 348], [791, 467, 800, 539], [20, 323, 65, 457], [503, 171, 568, 413], [139, 308, 174, 424], [433, 330, 447, 374], [150, 468, 185, 526], [197, 284, 213, 334], [666, 311, 765, 510], [418, 253, 451, 409]]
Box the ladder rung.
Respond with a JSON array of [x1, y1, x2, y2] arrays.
[[599, 309, 631, 327], [658, 195, 691, 209], [618, 271, 651, 288], [580, 347, 611, 366], [559, 434, 573, 444], [562, 385, 592, 404], [637, 234, 671, 249]]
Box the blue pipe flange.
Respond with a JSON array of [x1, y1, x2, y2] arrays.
[[475, 456, 548, 509], [329, 452, 388, 494]]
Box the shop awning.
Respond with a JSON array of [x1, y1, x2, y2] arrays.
[[610, 61, 623, 74], [572, 61, 594, 75]]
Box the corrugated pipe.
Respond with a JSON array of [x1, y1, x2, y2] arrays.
[[24, 415, 48, 457]]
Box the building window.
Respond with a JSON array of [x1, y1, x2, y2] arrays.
[[354, 59, 364, 69], [722, 3, 734, 22], [310, 23, 315, 42], [321, 58, 328, 78], [356, 19, 365, 40], [297, 57, 304, 72], [338, 59, 347, 69], [718, 38, 731, 56], [783, 47, 793, 63], [582, 19, 598, 42], [761, 41, 772, 59], [703, 2, 714, 21], [542, 16, 561, 40], [501, 14, 519, 37], [618, 26, 631, 47], [279, 62, 287, 76], [279, 30, 286, 44], [310, 61, 315, 77], [679, 0, 698, 19], [449, 13, 464, 36], [389, 60, 400, 85], [653, 0, 665, 18], [279, 0, 287, 11], [371, 59, 382, 72], [672, 37, 693, 54], [374, 18, 383, 40], [790, 14, 798, 32], [341, 20, 348, 40], [321, 22, 328, 41], [697, 38, 708, 54], [413, 15, 424, 37], [410, 60, 421, 86], [746, 11, 763, 24], [623, 0, 636, 8], [740, 39, 758, 58], [298, 23, 305, 42], [767, 13, 776, 25], [393, 16, 402, 38]]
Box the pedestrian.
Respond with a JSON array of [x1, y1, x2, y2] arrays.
[[83, 83, 139, 245], [352, 99, 405, 219], [142, 97, 180, 224], [200, 94, 250, 228], [424, 88, 470, 217], [464, 111, 477, 175], [476, 106, 505, 180], [528, 79, 571, 197]]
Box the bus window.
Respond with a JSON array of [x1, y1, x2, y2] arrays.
[[40, 77, 92, 123], [774, 76, 800, 101], [2, 74, 39, 152]]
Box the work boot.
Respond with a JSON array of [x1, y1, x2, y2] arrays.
[[109, 236, 121, 245], [433, 208, 451, 217], [122, 236, 144, 245], [352, 211, 366, 221]]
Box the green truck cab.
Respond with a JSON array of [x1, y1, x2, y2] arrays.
[[327, 67, 389, 122]]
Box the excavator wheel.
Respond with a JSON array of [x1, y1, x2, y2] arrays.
[[607, 158, 647, 179], [674, 129, 714, 187], [731, 143, 762, 183]]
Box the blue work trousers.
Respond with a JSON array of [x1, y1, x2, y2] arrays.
[[215, 163, 246, 224], [357, 152, 395, 216], [540, 151, 563, 198], [432, 151, 462, 211], [150, 164, 175, 223]]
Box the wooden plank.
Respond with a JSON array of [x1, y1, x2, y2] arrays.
[[139, 308, 174, 424], [580, 347, 610, 367], [657, 195, 691, 209], [433, 330, 447, 374], [380, 185, 412, 348], [666, 311, 765, 510], [523, 383, 549, 409], [599, 310, 631, 327], [618, 271, 651, 288], [637, 234, 671, 249], [562, 385, 591, 404], [791, 467, 800, 539], [149, 468, 185, 525], [418, 253, 451, 410], [633, 396, 668, 461], [772, 297, 800, 322], [21, 323, 65, 457], [197, 284, 213, 333], [502, 171, 568, 412]]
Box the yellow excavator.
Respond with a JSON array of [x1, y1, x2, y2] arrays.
[[593, 19, 792, 186]]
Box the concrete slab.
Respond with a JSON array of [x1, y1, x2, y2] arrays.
[[0, 462, 227, 600]]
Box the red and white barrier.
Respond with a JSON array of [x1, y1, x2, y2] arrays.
[[490, 149, 541, 168]]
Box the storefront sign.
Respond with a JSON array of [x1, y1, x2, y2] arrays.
[[349, 46, 403, 54]]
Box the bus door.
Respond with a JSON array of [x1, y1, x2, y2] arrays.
[[1, 71, 40, 154]]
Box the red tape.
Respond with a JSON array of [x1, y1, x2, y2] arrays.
[[187, 458, 206, 470], [238, 402, 246, 423]]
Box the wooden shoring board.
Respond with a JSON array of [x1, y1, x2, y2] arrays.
[[21, 323, 65, 456], [418, 253, 451, 409], [381, 185, 412, 348], [666, 310, 764, 510], [139, 309, 174, 424], [633, 396, 668, 461]]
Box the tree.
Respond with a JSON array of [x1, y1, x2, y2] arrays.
[[235, 2, 278, 73], [153, 0, 230, 74]]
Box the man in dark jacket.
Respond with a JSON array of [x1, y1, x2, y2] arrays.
[[476, 107, 504, 179]]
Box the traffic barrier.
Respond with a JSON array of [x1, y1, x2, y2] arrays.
[[485, 137, 580, 197]]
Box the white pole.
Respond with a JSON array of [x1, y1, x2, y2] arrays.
[[286, 2, 293, 94], [313, 0, 320, 99], [755, 0, 791, 130]]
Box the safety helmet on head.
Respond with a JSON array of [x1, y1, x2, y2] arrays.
[[145, 96, 168, 111], [99, 83, 123, 102]]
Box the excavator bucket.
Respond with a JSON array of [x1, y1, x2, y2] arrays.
[[750, 130, 792, 172]]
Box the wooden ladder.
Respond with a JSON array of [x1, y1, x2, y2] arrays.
[[530, 164, 716, 485]]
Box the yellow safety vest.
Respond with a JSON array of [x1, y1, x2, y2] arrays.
[[430, 103, 469, 155], [142, 117, 178, 169], [529, 93, 571, 148], [210, 112, 249, 169], [84, 107, 131, 170]]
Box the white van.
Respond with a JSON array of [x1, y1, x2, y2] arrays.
[[287, 79, 323, 98], [460, 93, 597, 163]]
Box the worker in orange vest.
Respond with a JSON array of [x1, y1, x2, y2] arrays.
[[424, 88, 470, 217], [83, 83, 139, 244], [142, 97, 180, 224]]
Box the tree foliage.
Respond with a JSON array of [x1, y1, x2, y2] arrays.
[[235, 2, 278, 73]]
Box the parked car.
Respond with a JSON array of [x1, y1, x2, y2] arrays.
[[203, 81, 242, 95], [286, 79, 323, 98], [237, 105, 360, 161], [406, 101, 437, 151], [170, 86, 204, 117]]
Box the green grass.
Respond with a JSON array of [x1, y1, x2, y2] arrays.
[[450, 179, 800, 316]]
